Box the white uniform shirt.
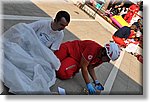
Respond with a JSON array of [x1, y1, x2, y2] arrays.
[[27, 20, 64, 51]]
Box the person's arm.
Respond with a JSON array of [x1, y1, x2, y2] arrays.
[[80, 55, 96, 94], [122, 38, 126, 41], [27, 20, 48, 33], [87, 65, 97, 81], [80, 56, 90, 84], [50, 32, 64, 51], [115, 2, 124, 8], [88, 65, 104, 91]]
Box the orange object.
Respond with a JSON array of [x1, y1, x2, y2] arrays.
[[112, 35, 127, 47]]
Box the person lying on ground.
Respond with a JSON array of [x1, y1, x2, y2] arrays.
[[124, 1, 141, 23], [112, 24, 138, 48]]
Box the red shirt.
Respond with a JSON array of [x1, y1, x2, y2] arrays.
[[128, 30, 135, 39], [64, 40, 103, 67], [129, 4, 139, 14]]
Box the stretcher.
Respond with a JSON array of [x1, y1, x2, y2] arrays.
[[111, 15, 129, 28]]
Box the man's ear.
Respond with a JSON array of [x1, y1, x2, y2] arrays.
[[54, 19, 57, 22]]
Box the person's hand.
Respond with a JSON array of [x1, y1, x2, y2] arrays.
[[122, 38, 126, 41], [94, 80, 104, 91], [86, 83, 96, 95]]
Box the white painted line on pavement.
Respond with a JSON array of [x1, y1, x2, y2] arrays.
[[0, 15, 51, 21], [71, 19, 95, 22], [0, 15, 95, 22], [101, 50, 125, 95]]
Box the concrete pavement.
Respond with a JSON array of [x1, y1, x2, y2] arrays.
[[1, 0, 143, 95]]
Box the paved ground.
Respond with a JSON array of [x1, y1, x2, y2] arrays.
[[0, 0, 143, 95]]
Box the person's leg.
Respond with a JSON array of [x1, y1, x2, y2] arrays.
[[124, 12, 130, 21], [56, 57, 80, 80], [54, 43, 68, 61], [127, 13, 134, 23], [124, 12, 134, 23], [112, 35, 126, 47]]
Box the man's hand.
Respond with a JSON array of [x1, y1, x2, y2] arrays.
[[86, 83, 96, 95], [94, 80, 104, 91]]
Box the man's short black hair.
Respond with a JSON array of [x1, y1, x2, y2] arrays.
[[54, 10, 70, 23]]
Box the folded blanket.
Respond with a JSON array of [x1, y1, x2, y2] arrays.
[[1, 23, 60, 94]]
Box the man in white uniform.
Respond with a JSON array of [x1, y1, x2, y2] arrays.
[[27, 10, 70, 52]]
